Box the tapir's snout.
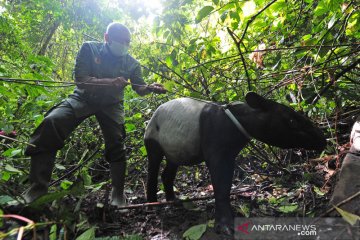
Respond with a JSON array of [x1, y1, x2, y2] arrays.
[[301, 128, 327, 151], [306, 137, 326, 151], [312, 134, 327, 151], [270, 127, 327, 151]]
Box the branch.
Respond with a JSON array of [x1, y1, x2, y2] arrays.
[[157, 58, 201, 94], [248, 142, 291, 174], [239, 0, 278, 43], [0, 134, 36, 147], [141, 64, 172, 81], [227, 27, 252, 91], [199, 69, 213, 101], [315, 2, 354, 46], [309, 58, 360, 105], [288, 0, 304, 34], [38, 21, 60, 56], [49, 147, 101, 187], [83, 33, 101, 42], [185, 43, 360, 71], [319, 190, 360, 217], [112, 186, 254, 210]]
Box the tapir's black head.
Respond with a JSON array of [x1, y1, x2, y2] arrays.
[[244, 92, 326, 151]]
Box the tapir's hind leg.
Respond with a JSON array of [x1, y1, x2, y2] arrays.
[[161, 161, 178, 201], [145, 139, 164, 202]]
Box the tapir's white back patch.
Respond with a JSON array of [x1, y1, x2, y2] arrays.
[[145, 98, 207, 165]]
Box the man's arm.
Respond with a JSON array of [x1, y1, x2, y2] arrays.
[[77, 76, 129, 88], [74, 43, 129, 90], [130, 65, 166, 96]]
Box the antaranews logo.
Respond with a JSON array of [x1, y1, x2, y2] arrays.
[[236, 221, 316, 235], [234, 217, 359, 240], [236, 221, 251, 235], [234, 217, 360, 240]]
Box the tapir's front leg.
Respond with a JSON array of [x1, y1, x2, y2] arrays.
[[205, 151, 236, 235], [200, 104, 245, 235]]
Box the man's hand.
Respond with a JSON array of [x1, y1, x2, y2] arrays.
[[147, 83, 167, 94], [112, 77, 130, 88]]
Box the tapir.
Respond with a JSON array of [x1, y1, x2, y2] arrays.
[[144, 92, 326, 234]]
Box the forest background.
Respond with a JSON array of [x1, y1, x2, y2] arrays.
[[0, 0, 359, 239]]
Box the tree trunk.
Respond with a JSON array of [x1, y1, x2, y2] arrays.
[[38, 20, 60, 56]]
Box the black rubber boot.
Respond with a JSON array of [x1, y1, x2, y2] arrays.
[[22, 152, 56, 203], [330, 119, 360, 215], [329, 146, 360, 214], [109, 161, 127, 207]]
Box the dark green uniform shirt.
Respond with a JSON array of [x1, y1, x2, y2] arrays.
[[67, 41, 146, 120]]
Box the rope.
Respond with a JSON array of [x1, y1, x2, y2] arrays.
[[0, 134, 36, 147], [0, 76, 223, 105], [0, 77, 148, 88]]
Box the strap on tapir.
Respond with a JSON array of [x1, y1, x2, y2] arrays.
[[222, 105, 252, 140]]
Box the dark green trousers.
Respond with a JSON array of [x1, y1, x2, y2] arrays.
[[25, 99, 126, 163]]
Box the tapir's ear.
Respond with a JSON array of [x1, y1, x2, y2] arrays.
[[245, 92, 270, 110]]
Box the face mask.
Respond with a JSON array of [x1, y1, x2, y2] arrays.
[[108, 41, 129, 57]]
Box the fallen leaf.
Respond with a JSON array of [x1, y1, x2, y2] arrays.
[[334, 206, 360, 226], [249, 43, 266, 69], [205, 185, 213, 191]]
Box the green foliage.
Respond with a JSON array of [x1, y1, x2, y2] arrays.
[[195, 6, 214, 23], [50, 224, 57, 240], [278, 204, 298, 213], [0, 209, 3, 228], [238, 203, 251, 218], [93, 235, 142, 240], [183, 223, 207, 240], [313, 186, 325, 196], [76, 227, 96, 240]]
